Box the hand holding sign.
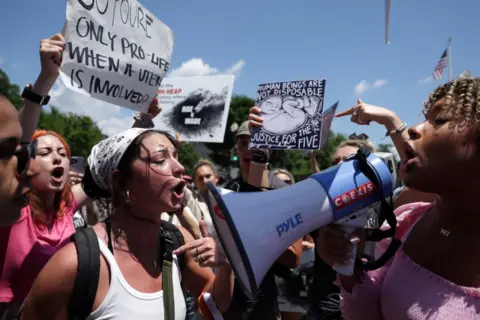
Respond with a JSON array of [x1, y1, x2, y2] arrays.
[[173, 220, 228, 268], [39, 34, 66, 86], [248, 106, 263, 129], [336, 99, 395, 127], [146, 97, 162, 119]]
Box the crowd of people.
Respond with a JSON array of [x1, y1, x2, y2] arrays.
[[0, 33, 479, 320]]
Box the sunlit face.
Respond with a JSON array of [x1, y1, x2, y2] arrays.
[[236, 135, 252, 177], [0, 97, 34, 226], [31, 135, 70, 193], [331, 146, 359, 166], [127, 133, 186, 218], [275, 172, 293, 185], [194, 164, 218, 194], [261, 96, 283, 114], [402, 98, 480, 194]]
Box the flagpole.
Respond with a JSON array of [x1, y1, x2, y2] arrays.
[[447, 37, 452, 82]]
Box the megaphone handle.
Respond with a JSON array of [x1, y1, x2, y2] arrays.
[[332, 225, 357, 276]]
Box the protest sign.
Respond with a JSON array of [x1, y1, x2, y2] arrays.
[[60, 0, 174, 112], [319, 101, 339, 148], [154, 75, 235, 143], [249, 79, 326, 150]]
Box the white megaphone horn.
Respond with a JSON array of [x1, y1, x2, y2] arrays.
[[205, 150, 399, 298]]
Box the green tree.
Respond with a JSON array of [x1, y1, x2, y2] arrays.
[[377, 143, 393, 153], [204, 95, 256, 168], [37, 107, 105, 158], [178, 142, 200, 176], [0, 69, 22, 108]]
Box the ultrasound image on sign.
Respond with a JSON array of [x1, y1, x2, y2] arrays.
[[154, 75, 235, 143], [250, 79, 326, 150]]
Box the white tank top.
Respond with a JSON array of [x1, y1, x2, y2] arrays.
[[87, 238, 187, 320]]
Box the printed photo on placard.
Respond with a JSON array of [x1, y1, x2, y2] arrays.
[[60, 0, 174, 112], [154, 75, 235, 143], [250, 79, 326, 150]]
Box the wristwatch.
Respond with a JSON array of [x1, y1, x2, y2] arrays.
[[21, 84, 50, 105]]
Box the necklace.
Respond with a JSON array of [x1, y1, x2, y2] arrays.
[[440, 228, 451, 237]]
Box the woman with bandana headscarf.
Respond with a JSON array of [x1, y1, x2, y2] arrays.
[[20, 128, 234, 319]]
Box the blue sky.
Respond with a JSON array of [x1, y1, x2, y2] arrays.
[[0, 0, 478, 145]]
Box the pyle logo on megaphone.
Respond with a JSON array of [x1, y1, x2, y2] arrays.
[[276, 213, 303, 237]]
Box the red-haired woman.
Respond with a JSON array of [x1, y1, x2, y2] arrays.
[[0, 128, 90, 319]]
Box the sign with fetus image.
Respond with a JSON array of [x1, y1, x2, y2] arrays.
[[154, 75, 235, 143], [250, 79, 326, 150]]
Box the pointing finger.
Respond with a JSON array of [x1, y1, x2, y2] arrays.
[[335, 108, 355, 117]]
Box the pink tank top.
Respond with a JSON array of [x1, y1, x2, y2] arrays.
[[0, 197, 78, 303]]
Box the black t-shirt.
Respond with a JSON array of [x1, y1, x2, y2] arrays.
[[222, 173, 287, 320]]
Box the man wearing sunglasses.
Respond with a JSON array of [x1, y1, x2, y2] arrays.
[[0, 88, 36, 227]]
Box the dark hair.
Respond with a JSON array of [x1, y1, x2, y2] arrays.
[[82, 130, 178, 211]]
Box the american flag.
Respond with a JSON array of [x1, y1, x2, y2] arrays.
[[433, 49, 448, 80]]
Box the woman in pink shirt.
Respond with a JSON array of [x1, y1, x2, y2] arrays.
[[0, 35, 90, 319], [317, 75, 480, 319]]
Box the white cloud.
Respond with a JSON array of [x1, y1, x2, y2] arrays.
[[168, 58, 245, 78], [418, 76, 433, 85], [354, 79, 388, 96], [225, 60, 246, 75], [49, 79, 134, 136]]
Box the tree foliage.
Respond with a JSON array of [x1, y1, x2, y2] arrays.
[[38, 107, 105, 158], [178, 142, 200, 176], [0, 69, 22, 108], [203, 95, 255, 168], [377, 143, 393, 153]]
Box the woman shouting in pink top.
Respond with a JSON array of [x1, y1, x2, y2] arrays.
[[316, 75, 480, 319]]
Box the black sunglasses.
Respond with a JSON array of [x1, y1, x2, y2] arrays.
[[15, 140, 37, 177]]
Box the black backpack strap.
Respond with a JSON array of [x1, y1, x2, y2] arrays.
[[68, 227, 101, 320], [160, 220, 186, 271]]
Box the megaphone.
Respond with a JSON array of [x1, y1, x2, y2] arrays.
[[206, 150, 399, 298]]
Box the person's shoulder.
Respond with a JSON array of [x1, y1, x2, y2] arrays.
[[222, 177, 241, 191], [394, 202, 433, 220], [22, 242, 78, 317], [390, 202, 434, 239]]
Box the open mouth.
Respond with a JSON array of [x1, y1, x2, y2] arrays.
[[173, 180, 186, 197], [404, 143, 416, 161], [51, 167, 65, 181]]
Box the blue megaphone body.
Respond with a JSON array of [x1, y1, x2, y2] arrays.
[[206, 152, 394, 298]]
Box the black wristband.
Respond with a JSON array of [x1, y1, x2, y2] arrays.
[[251, 149, 269, 164], [21, 84, 50, 105]]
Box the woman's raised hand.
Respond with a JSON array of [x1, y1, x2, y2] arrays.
[[39, 34, 66, 81], [173, 220, 227, 268]]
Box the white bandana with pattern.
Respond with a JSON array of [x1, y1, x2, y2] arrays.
[[88, 128, 153, 193]]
